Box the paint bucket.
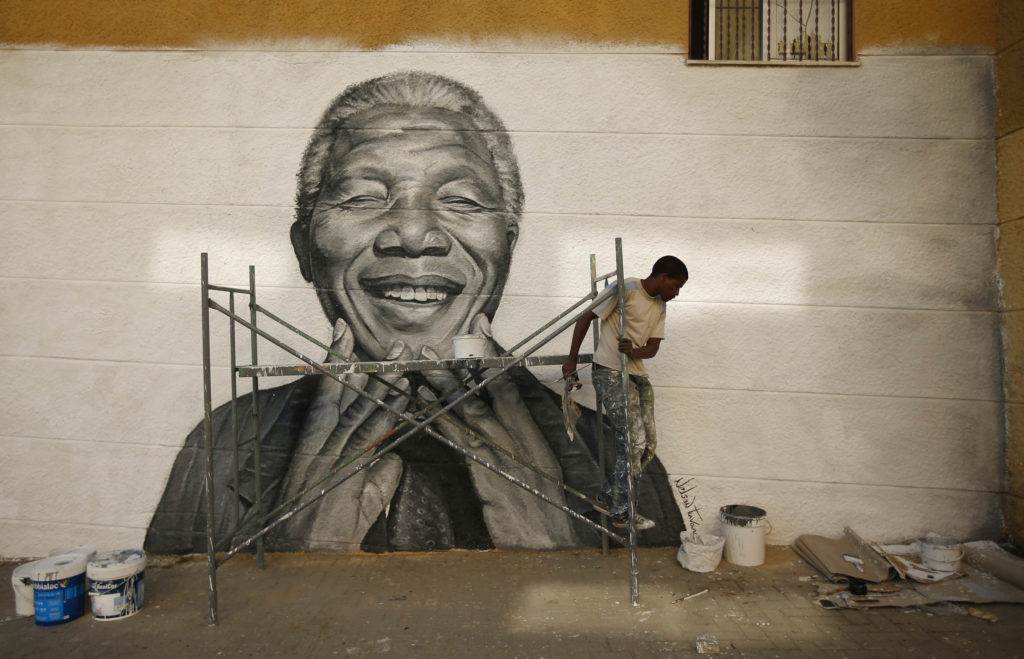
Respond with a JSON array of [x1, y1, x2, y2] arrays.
[[12, 547, 96, 618], [11, 560, 40, 617], [920, 535, 963, 573], [452, 334, 487, 359], [31, 553, 88, 625], [87, 549, 146, 621], [720, 504, 770, 567]]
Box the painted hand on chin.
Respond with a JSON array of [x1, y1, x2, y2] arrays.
[[275, 316, 411, 551]]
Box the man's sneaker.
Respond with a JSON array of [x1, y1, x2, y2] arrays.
[[611, 514, 656, 531]]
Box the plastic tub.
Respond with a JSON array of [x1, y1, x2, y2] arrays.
[[31, 554, 88, 625], [87, 549, 146, 621]]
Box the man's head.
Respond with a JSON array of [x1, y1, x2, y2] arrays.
[[291, 72, 524, 360], [647, 255, 688, 301]]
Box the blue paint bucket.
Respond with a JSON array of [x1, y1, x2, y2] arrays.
[[87, 549, 146, 621], [31, 554, 88, 625]]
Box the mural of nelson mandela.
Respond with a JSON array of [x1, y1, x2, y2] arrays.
[[146, 71, 684, 554]]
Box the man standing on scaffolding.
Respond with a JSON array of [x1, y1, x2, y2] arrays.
[[563, 256, 688, 530]]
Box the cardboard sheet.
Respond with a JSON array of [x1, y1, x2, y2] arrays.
[[792, 527, 894, 583]]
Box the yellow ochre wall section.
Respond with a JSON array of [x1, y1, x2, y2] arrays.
[[0, 0, 997, 52], [998, 0, 1024, 548]]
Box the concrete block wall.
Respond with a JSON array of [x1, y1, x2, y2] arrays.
[[998, 0, 1024, 548], [0, 0, 1006, 556]]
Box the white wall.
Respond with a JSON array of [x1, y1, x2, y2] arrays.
[[0, 46, 1000, 556]]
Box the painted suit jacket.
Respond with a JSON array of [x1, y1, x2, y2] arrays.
[[145, 367, 684, 554]]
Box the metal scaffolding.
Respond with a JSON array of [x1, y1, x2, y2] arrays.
[[198, 238, 642, 625]]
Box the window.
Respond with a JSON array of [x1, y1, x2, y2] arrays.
[[690, 0, 852, 63]]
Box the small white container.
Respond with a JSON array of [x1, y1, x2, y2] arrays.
[[452, 334, 487, 359], [87, 549, 146, 621], [920, 535, 963, 573]]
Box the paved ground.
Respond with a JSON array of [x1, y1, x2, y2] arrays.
[[2, 545, 1023, 657]]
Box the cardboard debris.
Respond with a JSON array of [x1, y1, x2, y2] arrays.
[[814, 563, 1024, 609], [795, 528, 1024, 610], [792, 527, 894, 583]]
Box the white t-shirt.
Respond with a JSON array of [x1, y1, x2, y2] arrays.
[[593, 278, 666, 377]]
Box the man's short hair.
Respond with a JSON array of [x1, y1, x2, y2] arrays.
[[651, 255, 688, 280], [294, 71, 524, 233]]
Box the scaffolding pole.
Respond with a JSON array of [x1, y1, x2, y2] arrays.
[[615, 238, 641, 606], [200, 254, 218, 626], [590, 254, 610, 556]]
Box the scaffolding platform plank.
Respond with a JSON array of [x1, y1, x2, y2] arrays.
[[237, 354, 592, 377]]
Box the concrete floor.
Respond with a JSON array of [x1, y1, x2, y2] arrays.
[[2, 546, 1023, 657]]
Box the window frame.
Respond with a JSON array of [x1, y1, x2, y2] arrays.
[[689, 0, 855, 65]]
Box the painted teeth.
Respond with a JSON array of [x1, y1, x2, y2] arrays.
[[382, 286, 449, 302]]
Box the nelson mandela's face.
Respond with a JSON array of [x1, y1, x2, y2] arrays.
[[302, 105, 518, 360]]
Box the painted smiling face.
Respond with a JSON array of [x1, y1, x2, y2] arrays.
[[304, 105, 518, 361]]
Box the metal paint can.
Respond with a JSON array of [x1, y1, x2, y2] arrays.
[[719, 504, 770, 567]]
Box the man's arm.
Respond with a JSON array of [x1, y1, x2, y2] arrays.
[[620, 336, 661, 360], [562, 310, 597, 380]]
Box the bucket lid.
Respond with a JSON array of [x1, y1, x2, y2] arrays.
[[452, 334, 487, 348], [49, 545, 96, 562], [30, 553, 87, 582], [13, 559, 44, 582], [719, 504, 767, 524], [87, 549, 146, 580]]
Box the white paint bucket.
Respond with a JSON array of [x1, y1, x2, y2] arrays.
[[920, 536, 963, 572], [720, 504, 769, 567], [31, 553, 88, 625], [452, 334, 487, 359], [11, 560, 40, 616], [87, 549, 146, 621]]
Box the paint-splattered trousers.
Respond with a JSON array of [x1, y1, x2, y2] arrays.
[[592, 367, 657, 518]]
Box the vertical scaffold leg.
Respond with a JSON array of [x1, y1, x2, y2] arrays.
[[614, 238, 640, 606], [200, 253, 219, 626], [248, 266, 265, 571], [590, 254, 610, 557]]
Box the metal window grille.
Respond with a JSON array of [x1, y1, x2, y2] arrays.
[[694, 0, 851, 62]]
